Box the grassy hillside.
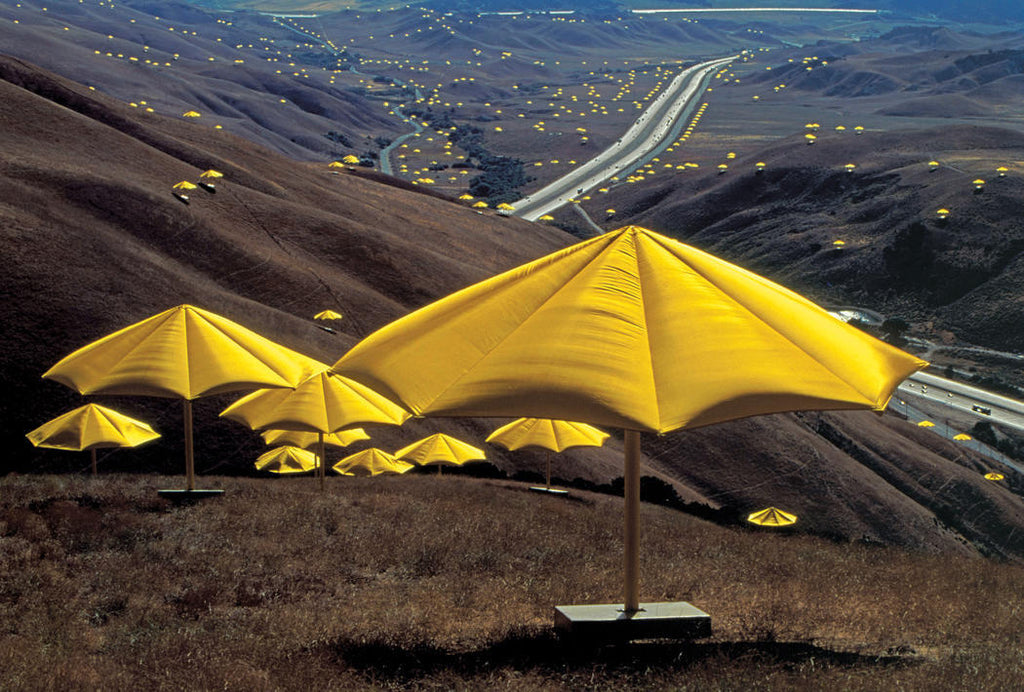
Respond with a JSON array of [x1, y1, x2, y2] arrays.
[[2, 473, 1023, 689]]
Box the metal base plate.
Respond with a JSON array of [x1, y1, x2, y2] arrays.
[[157, 489, 225, 503], [530, 486, 569, 495], [554, 601, 711, 641]]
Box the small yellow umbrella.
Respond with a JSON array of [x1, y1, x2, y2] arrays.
[[487, 418, 608, 489], [182, 110, 201, 118], [261, 428, 369, 449], [221, 370, 409, 490], [538, 214, 555, 222], [26, 403, 160, 475], [917, 420, 936, 427], [496, 202, 516, 211], [172, 181, 197, 191], [985, 472, 1005, 481], [953, 433, 972, 441], [43, 304, 323, 490], [394, 433, 485, 476], [314, 310, 344, 321], [328, 161, 346, 169], [342, 154, 360, 164], [198, 169, 223, 193], [748, 507, 797, 526], [333, 448, 413, 477], [472, 201, 489, 209], [256, 446, 317, 474]]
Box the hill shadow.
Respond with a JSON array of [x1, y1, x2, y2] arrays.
[[318, 628, 916, 683]]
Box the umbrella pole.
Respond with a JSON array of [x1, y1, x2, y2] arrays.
[[184, 399, 195, 491], [546, 454, 552, 490], [318, 433, 326, 491], [91, 448, 97, 476], [438, 464, 443, 477], [624, 429, 641, 613]]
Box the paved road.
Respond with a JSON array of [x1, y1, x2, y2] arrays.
[[896, 371, 1024, 435], [511, 55, 736, 221]]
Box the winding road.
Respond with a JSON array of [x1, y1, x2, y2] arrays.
[[511, 55, 736, 221]]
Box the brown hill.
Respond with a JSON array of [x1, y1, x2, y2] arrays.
[[4, 54, 1024, 560]]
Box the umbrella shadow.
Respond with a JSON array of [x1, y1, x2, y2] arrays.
[[321, 628, 917, 683]]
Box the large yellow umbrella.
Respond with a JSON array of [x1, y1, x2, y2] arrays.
[[333, 448, 413, 477], [394, 432, 485, 476], [255, 446, 317, 475], [26, 403, 160, 475], [314, 310, 344, 321], [747, 507, 798, 526], [332, 225, 926, 615], [43, 304, 323, 491], [221, 370, 409, 489], [486, 418, 608, 489]]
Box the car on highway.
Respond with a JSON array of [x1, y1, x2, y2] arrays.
[[972, 405, 992, 415]]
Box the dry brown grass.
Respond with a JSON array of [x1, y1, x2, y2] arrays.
[[1, 473, 1022, 690]]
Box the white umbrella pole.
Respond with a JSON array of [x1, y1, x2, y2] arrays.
[[318, 432, 326, 491], [184, 399, 195, 491], [624, 429, 641, 613]]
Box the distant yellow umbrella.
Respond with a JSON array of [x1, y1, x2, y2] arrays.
[[329, 161, 346, 169], [472, 201, 488, 209], [182, 110, 201, 118], [538, 214, 555, 222], [172, 181, 197, 191], [487, 418, 608, 489], [394, 433, 485, 476], [747, 507, 797, 526], [199, 169, 223, 180], [917, 420, 936, 427], [333, 225, 925, 615], [755, 162, 766, 173], [314, 310, 344, 321], [261, 428, 369, 449], [928, 160, 940, 171], [496, 202, 516, 211], [832, 240, 846, 248], [953, 433, 972, 441], [256, 446, 317, 474], [43, 304, 323, 491], [458, 194, 475, 201], [26, 403, 160, 475], [984, 472, 1005, 481], [221, 370, 408, 489], [973, 179, 986, 191], [997, 166, 1009, 177], [333, 448, 413, 477], [342, 154, 360, 164], [844, 163, 856, 173], [937, 208, 950, 219]]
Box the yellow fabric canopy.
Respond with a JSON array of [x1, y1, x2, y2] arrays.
[[985, 472, 1005, 481], [314, 310, 344, 321], [333, 226, 926, 434], [261, 428, 369, 449], [256, 446, 317, 474], [43, 304, 324, 400], [221, 370, 409, 434], [486, 418, 608, 453], [26, 403, 160, 451], [394, 433, 485, 467], [747, 507, 798, 526], [333, 448, 413, 477]]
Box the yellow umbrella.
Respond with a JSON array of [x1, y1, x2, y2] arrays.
[[747, 507, 797, 526], [172, 181, 197, 191], [314, 310, 344, 321], [917, 420, 936, 427], [342, 154, 360, 164], [472, 201, 489, 209], [953, 433, 972, 441], [26, 403, 160, 475], [487, 418, 608, 489], [221, 370, 408, 490], [261, 428, 369, 449], [43, 304, 323, 491], [333, 225, 926, 615], [182, 110, 201, 118], [333, 448, 413, 477], [985, 472, 1005, 481], [256, 446, 317, 474], [394, 432, 485, 476], [198, 169, 223, 193]]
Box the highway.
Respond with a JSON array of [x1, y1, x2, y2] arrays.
[[511, 54, 736, 221], [897, 371, 1024, 435]]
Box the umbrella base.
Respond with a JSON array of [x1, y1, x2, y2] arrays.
[[158, 489, 225, 503], [530, 486, 569, 496], [554, 601, 711, 642]]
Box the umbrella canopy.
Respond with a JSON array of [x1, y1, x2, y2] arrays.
[[985, 472, 1005, 481], [917, 420, 936, 427], [26, 403, 160, 475], [333, 226, 925, 433], [487, 418, 609, 453], [256, 446, 317, 474], [261, 428, 369, 449], [43, 304, 323, 489], [333, 448, 414, 477], [747, 507, 798, 526], [222, 370, 408, 489], [332, 225, 926, 612], [954, 433, 972, 441], [314, 310, 344, 321], [44, 304, 323, 400], [394, 433, 486, 472]]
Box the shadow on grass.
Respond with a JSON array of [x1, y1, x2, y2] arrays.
[[318, 628, 917, 682]]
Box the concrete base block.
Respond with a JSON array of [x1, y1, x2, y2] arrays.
[[554, 601, 711, 642]]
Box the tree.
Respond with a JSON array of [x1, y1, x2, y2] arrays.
[[880, 317, 909, 346]]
